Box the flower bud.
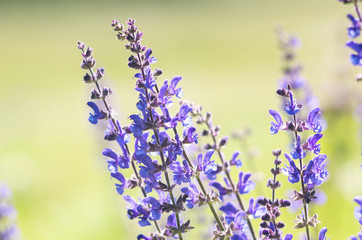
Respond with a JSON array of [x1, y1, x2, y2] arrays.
[[272, 149, 282, 157], [261, 213, 271, 221], [153, 68, 163, 77], [91, 89, 101, 99], [219, 137, 228, 148], [96, 68, 105, 80], [111, 19, 119, 27], [83, 73, 93, 83], [77, 41, 85, 50], [276, 221, 285, 229]]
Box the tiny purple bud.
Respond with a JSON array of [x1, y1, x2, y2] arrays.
[[77, 41, 85, 50]]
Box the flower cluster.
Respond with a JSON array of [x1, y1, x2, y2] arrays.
[[269, 84, 328, 240], [0, 183, 20, 240], [75, 16, 362, 240], [78, 18, 239, 240], [339, 0, 362, 69]]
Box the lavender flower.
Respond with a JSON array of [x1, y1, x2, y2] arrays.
[[269, 85, 328, 240], [340, 0, 362, 68]]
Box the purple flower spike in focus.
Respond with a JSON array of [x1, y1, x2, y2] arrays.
[[348, 14, 361, 38], [269, 109, 285, 135], [346, 41, 362, 65]]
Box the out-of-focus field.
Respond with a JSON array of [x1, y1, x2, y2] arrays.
[[0, 0, 361, 239]]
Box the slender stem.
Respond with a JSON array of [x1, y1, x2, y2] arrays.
[[292, 114, 310, 240], [271, 157, 280, 240], [174, 128, 226, 233], [271, 159, 278, 203], [80, 49, 162, 233], [201, 117, 257, 240], [355, 0, 362, 22]]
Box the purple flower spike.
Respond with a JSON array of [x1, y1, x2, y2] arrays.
[[87, 101, 106, 124], [284, 91, 301, 115], [347, 14, 361, 38], [354, 196, 362, 224], [283, 153, 300, 184], [269, 109, 285, 135], [346, 41, 362, 65], [318, 227, 329, 240], [237, 171, 255, 194]]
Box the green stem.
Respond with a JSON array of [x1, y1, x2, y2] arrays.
[[292, 115, 310, 240]]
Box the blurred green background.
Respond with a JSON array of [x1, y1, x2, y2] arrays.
[[0, 0, 362, 239]]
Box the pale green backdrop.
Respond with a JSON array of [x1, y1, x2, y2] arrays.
[[0, 0, 361, 239]]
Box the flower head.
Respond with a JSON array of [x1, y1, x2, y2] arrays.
[[282, 153, 300, 184], [346, 41, 362, 65], [87, 101, 106, 124], [347, 14, 361, 38], [269, 109, 285, 135], [237, 171, 254, 195]]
